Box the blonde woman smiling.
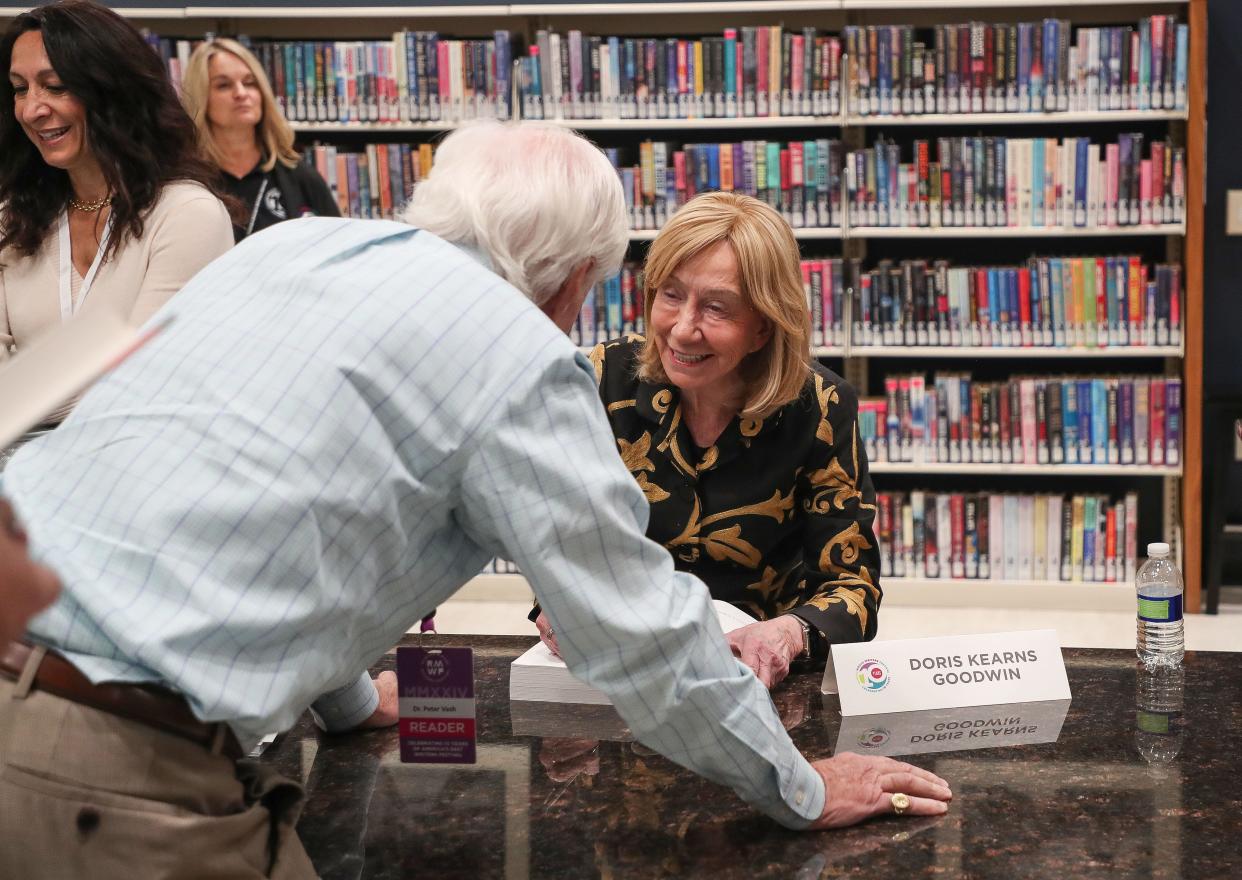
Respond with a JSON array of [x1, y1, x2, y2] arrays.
[[535, 191, 881, 688]]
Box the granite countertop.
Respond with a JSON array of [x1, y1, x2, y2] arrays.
[[257, 636, 1242, 879]]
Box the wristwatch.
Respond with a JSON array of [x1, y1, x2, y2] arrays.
[[791, 614, 814, 662]]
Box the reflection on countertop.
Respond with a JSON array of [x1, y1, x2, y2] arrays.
[[256, 637, 1242, 879]]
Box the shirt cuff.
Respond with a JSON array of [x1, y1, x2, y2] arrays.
[[309, 671, 379, 733], [767, 754, 827, 829]]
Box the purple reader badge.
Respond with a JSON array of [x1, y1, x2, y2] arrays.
[[396, 646, 477, 764]]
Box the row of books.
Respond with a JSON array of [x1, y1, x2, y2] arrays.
[[148, 32, 515, 124], [609, 135, 1185, 231], [610, 139, 844, 231], [305, 143, 434, 220], [835, 257, 1182, 350], [520, 26, 842, 121], [843, 17, 1188, 118], [143, 15, 1188, 127], [574, 264, 644, 348], [859, 374, 1182, 467], [844, 135, 1185, 229], [569, 256, 1183, 351], [876, 491, 1140, 584]]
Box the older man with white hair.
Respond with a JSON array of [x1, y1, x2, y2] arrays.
[[0, 121, 950, 878]]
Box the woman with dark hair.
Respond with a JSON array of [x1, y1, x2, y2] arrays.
[[0, 0, 232, 424]]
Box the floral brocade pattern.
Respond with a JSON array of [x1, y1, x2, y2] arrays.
[[590, 337, 882, 655]]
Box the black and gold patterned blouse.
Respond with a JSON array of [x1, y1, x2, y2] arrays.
[[585, 336, 881, 658]]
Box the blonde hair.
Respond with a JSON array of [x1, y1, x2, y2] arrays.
[[180, 38, 299, 173], [639, 191, 811, 419]]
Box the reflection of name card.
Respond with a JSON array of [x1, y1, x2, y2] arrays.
[[822, 629, 1071, 715], [510, 600, 755, 705], [829, 699, 1071, 759]]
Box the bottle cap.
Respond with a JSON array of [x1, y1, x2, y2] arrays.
[[1147, 542, 1170, 557]]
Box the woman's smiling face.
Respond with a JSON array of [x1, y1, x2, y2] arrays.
[[9, 30, 93, 174], [649, 240, 772, 398]]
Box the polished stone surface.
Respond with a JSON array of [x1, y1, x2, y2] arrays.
[[257, 636, 1242, 879]]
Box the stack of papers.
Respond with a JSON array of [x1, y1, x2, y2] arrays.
[[509, 599, 756, 705]]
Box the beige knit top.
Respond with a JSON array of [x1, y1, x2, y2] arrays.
[[0, 181, 233, 423]]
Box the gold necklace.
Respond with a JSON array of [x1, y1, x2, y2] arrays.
[[67, 193, 112, 213]]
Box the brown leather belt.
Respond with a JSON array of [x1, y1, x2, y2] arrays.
[[0, 641, 242, 760]]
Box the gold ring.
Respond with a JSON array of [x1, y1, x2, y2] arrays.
[[891, 792, 910, 815]]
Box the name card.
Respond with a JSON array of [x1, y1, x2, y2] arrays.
[[829, 699, 1071, 759], [822, 629, 1070, 715], [397, 647, 476, 764]]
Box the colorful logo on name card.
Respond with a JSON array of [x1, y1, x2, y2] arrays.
[[856, 659, 891, 692], [858, 728, 891, 748]]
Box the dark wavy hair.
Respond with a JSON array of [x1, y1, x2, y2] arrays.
[[0, 0, 226, 261]]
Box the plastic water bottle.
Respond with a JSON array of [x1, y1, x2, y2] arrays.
[[1135, 542, 1184, 669], [1135, 665, 1185, 765]]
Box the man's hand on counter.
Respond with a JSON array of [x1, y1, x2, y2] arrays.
[[807, 753, 952, 829], [357, 670, 399, 729]]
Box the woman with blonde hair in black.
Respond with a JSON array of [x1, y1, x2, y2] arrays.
[[181, 37, 339, 242]]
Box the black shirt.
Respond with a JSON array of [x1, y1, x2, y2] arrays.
[[589, 336, 882, 657], [220, 159, 341, 243], [222, 165, 288, 243]]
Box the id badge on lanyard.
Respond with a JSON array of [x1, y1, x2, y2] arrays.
[[57, 209, 113, 322]]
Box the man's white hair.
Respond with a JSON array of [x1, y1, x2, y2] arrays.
[[403, 121, 629, 305]]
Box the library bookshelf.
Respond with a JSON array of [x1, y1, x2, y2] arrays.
[[3, 0, 1199, 612]]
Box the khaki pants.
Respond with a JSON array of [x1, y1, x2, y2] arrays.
[[0, 674, 317, 879]]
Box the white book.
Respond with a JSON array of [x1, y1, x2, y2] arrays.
[[988, 494, 1004, 581], [1018, 495, 1035, 581], [0, 310, 166, 451], [1016, 139, 1032, 228], [1047, 495, 1064, 582], [510, 699, 634, 741], [1059, 137, 1074, 227], [1124, 493, 1139, 582], [1002, 495, 1018, 580], [510, 600, 757, 705], [1033, 495, 1048, 581], [1086, 145, 1101, 228]]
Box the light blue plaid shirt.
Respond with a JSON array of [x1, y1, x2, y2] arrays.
[[9, 217, 824, 827]]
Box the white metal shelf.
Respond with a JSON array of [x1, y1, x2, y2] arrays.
[[183, 5, 510, 18], [845, 109, 1188, 126], [835, 345, 1184, 358], [295, 121, 457, 133], [842, 0, 1184, 7], [631, 227, 845, 240], [631, 224, 1183, 240], [869, 461, 1181, 476], [457, 572, 1137, 612], [559, 115, 833, 131], [852, 223, 1185, 238], [291, 109, 1187, 136], [52, 0, 1183, 20], [882, 577, 1135, 612]]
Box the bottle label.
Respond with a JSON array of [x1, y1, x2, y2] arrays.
[[1136, 710, 1172, 734], [1138, 593, 1183, 623]]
